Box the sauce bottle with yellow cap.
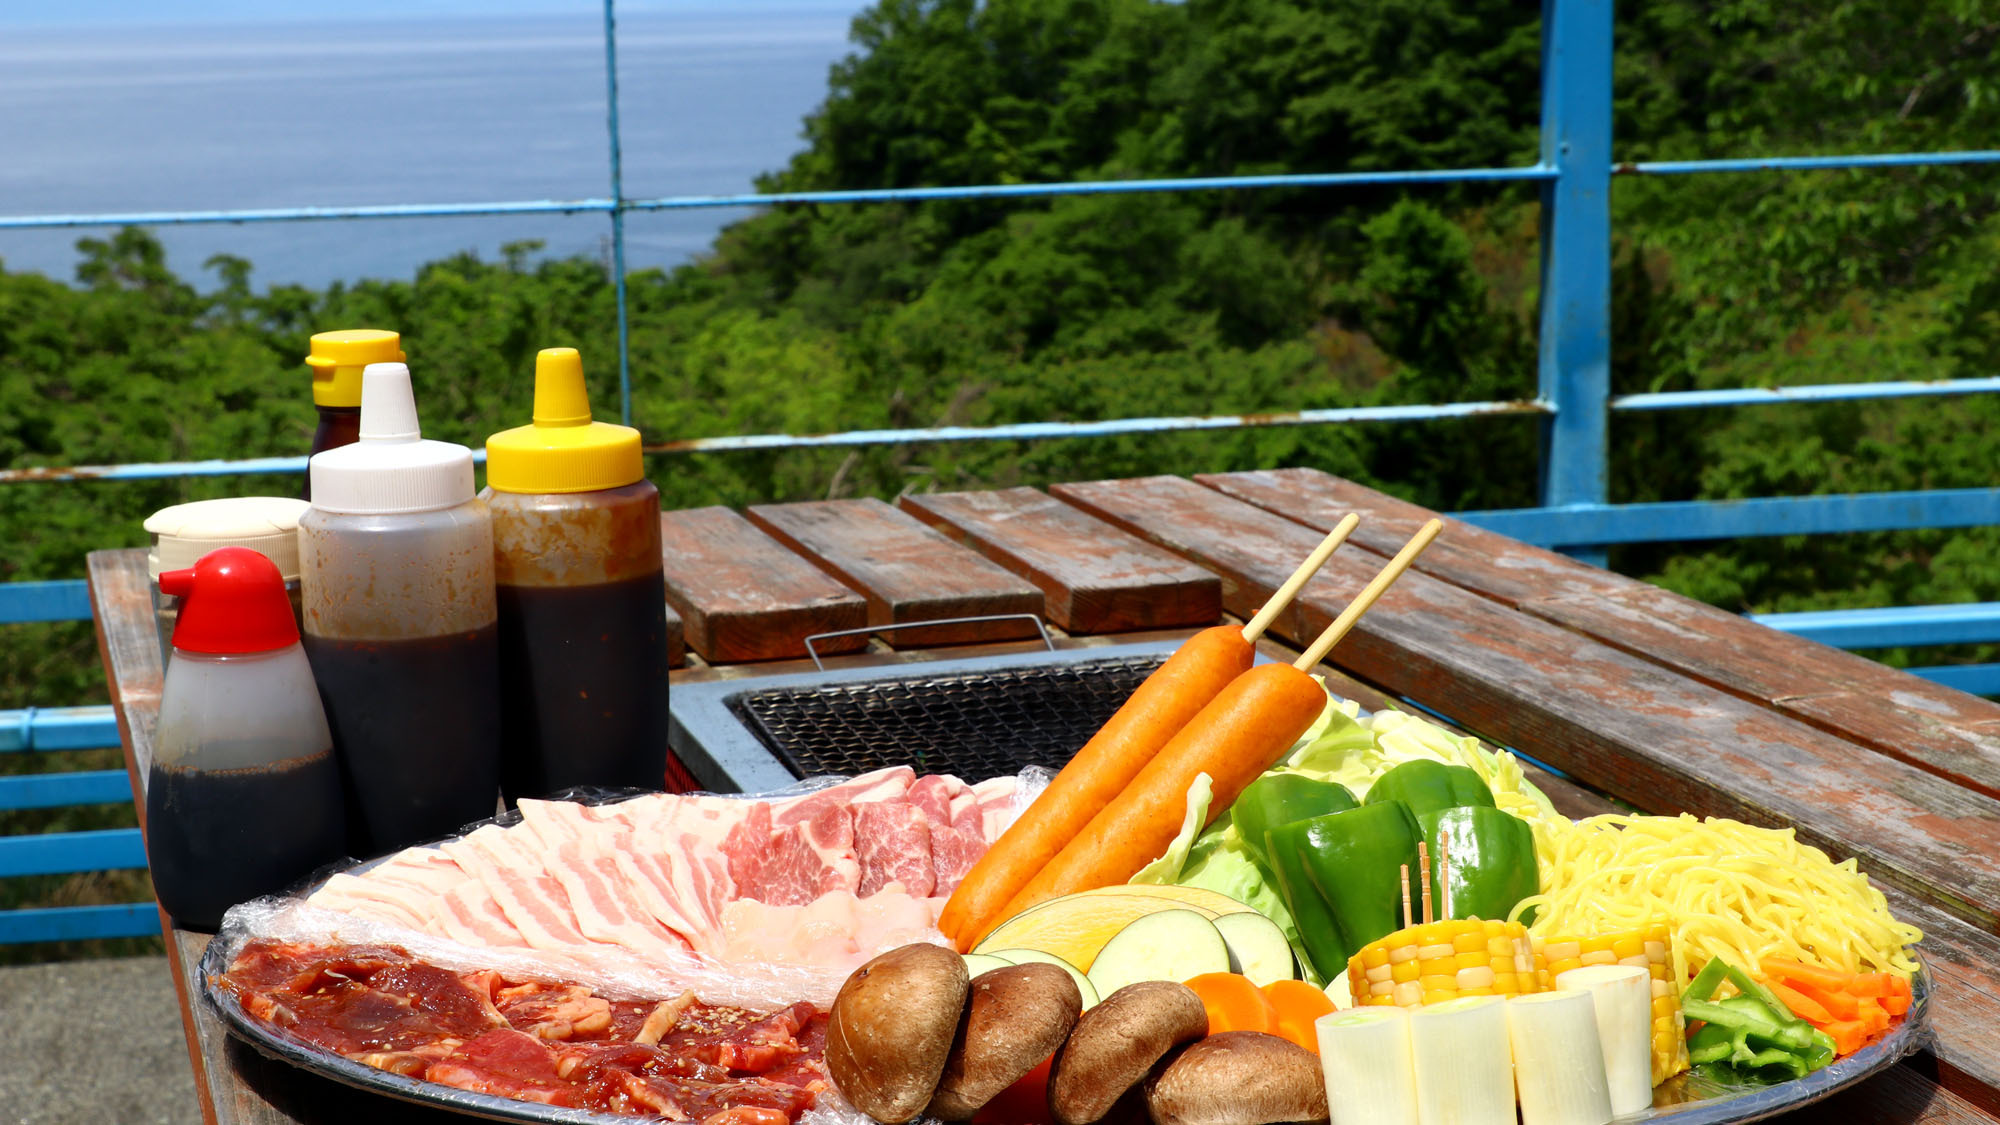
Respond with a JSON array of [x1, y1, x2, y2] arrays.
[[304, 329, 404, 499], [482, 347, 669, 799]]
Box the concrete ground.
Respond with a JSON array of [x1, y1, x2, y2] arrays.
[[0, 956, 200, 1125]]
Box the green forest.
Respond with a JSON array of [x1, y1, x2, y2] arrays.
[[1, 0, 1997, 943]]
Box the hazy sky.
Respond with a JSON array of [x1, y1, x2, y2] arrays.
[[2, 0, 863, 28]]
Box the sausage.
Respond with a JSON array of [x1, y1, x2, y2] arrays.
[[939, 625, 1254, 950], [987, 662, 1328, 923]]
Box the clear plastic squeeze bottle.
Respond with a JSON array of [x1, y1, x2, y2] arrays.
[[148, 546, 346, 929], [300, 362, 502, 853], [482, 347, 669, 799]]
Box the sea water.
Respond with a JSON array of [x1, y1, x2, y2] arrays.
[[0, 4, 859, 289]]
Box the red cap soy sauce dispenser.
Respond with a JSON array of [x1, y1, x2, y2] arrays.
[[146, 546, 347, 930]]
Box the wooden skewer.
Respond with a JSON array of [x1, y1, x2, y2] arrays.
[[1439, 836, 1452, 921], [1291, 518, 1445, 671], [1400, 863, 1413, 929], [1418, 841, 1433, 926], [1240, 513, 1361, 645]]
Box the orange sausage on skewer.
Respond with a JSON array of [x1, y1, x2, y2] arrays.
[[987, 660, 1329, 923], [985, 518, 1444, 925], [940, 514, 1363, 951], [939, 624, 1252, 950]]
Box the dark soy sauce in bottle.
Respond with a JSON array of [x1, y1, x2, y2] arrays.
[[483, 347, 671, 801], [147, 548, 347, 930], [301, 361, 502, 855]]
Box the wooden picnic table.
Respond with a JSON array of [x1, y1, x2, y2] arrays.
[[88, 469, 2000, 1124]]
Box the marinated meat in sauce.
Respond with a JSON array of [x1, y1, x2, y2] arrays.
[[218, 939, 827, 1122]]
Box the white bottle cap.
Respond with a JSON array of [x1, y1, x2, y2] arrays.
[[307, 363, 476, 515], [145, 496, 310, 580]]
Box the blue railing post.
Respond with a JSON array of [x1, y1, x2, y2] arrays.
[[1535, 0, 1615, 565], [602, 0, 634, 426]]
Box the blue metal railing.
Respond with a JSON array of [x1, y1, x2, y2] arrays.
[[3, 0, 1999, 943]]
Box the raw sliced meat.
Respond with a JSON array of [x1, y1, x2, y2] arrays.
[[853, 802, 934, 897], [222, 939, 828, 1123]]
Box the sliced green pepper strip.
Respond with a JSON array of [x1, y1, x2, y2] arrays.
[[1364, 759, 1495, 819], [1684, 956, 1731, 1004], [1233, 774, 1357, 879], [1417, 805, 1537, 922], [1723, 960, 1791, 1017], [1268, 802, 1423, 978], [1687, 1022, 1735, 1065]]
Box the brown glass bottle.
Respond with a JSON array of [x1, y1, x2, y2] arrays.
[[304, 329, 402, 501]]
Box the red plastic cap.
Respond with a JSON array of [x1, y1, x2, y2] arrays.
[[158, 546, 299, 654]]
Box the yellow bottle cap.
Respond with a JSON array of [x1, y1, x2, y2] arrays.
[[306, 329, 404, 407], [484, 348, 644, 494]]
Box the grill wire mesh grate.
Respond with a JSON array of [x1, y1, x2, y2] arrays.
[[729, 655, 1167, 780]]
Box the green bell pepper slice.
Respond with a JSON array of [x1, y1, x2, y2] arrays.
[[1417, 805, 1538, 922], [1267, 802, 1422, 979], [1233, 773, 1358, 876], [1364, 759, 1495, 819]]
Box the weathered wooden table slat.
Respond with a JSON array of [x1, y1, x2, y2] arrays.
[[899, 487, 1222, 633], [1201, 468, 2000, 800], [660, 506, 870, 662], [746, 497, 1045, 646], [84, 468, 2000, 1125]]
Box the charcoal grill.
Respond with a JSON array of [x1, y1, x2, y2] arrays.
[[668, 640, 1187, 791]]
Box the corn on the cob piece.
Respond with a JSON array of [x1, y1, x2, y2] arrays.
[[1348, 919, 1540, 1009], [1533, 921, 1688, 1086]]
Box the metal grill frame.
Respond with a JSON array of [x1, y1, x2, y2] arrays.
[[667, 640, 1197, 792]]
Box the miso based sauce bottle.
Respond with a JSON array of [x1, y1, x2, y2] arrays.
[[482, 347, 669, 799], [148, 547, 346, 930], [301, 362, 502, 853], [303, 329, 404, 499]]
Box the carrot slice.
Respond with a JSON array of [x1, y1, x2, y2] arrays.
[[1764, 980, 1832, 1025], [1882, 990, 1911, 1017], [1822, 1019, 1867, 1056], [1857, 998, 1890, 1036], [1262, 979, 1337, 1052], [1760, 957, 1855, 994], [1792, 979, 1860, 1020], [1849, 972, 1896, 998], [1184, 972, 1277, 1037]]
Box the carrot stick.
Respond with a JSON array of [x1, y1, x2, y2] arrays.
[[1759, 957, 1855, 994], [941, 625, 1254, 949], [1185, 973, 1277, 1037], [988, 661, 1330, 923], [1765, 980, 1832, 1025]]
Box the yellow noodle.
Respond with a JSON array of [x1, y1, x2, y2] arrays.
[[1510, 813, 1921, 982]]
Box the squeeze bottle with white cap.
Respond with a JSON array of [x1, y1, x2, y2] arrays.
[[147, 546, 345, 930], [482, 347, 669, 799], [300, 362, 501, 854]]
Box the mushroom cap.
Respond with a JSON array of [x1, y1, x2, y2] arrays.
[[1144, 1031, 1329, 1125], [1049, 980, 1209, 1125], [929, 962, 1084, 1120], [827, 943, 971, 1123]]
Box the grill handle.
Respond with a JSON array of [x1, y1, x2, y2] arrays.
[[803, 614, 1056, 671]]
